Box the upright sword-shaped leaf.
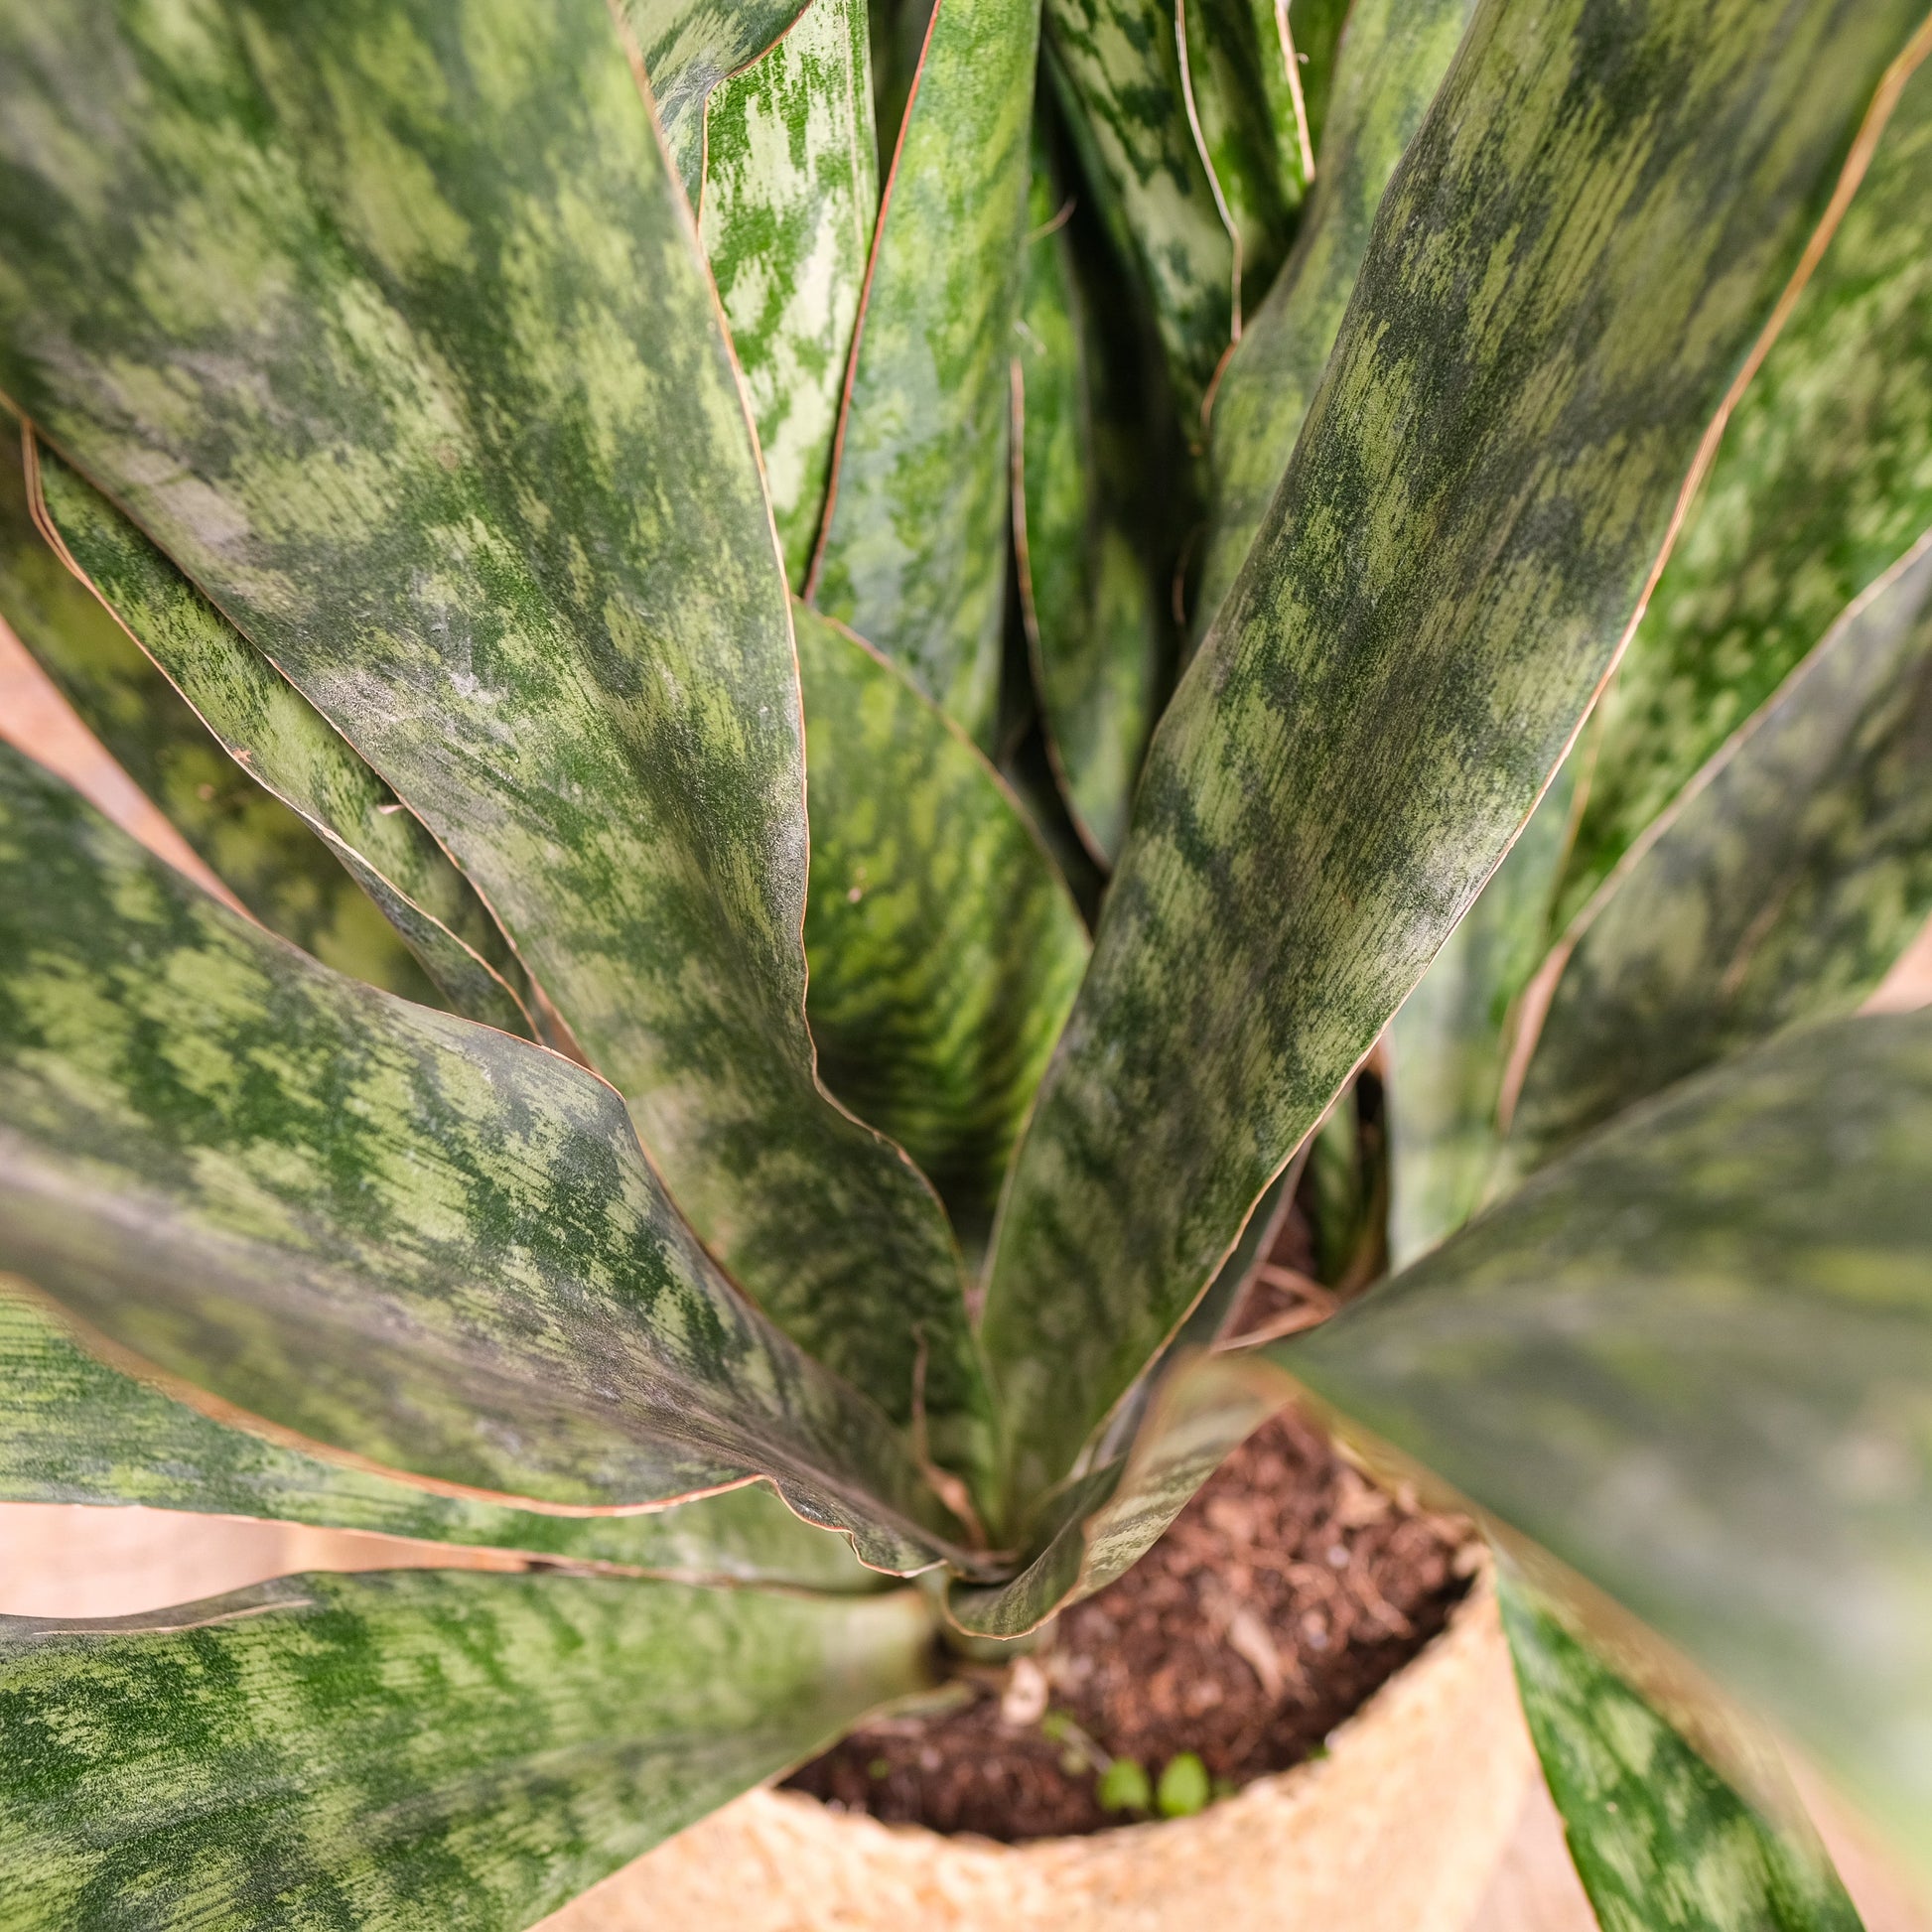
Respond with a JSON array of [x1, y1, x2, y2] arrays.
[[806, 0, 1043, 748], [0, 0, 988, 1461], [980, 0, 1932, 1517]]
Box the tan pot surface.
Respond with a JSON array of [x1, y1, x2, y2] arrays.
[[544, 1576, 1535, 1932]]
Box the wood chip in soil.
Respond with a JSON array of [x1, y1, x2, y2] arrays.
[[784, 1404, 1477, 1840]]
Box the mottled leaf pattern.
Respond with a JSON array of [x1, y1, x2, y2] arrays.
[[1497, 1572, 1864, 1932], [700, 0, 878, 586], [619, 0, 809, 203], [1194, 0, 1476, 640], [0, 0, 985, 1453], [1013, 135, 1172, 864], [1556, 50, 1932, 929], [0, 749, 972, 1575], [1, 1569, 931, 1930], [1041, 0, 1234, 417], [30, 433, 540, 1041], [1283, 1012, 1932, 1889], [797, 603, 1089, 1259], [0, 420, 441, 1009], [0, 1286, 880, 1590], [1385, 758, 1577, 1266], [807, 0, 1042, 747], [1506, 528, 1932, 1172], [980, 0, 1932, 1518]]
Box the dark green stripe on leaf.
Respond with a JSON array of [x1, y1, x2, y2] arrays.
[[1498, 1570, 1863, 1932], [0, 746, 967, 1575], [979, 0, 1932, 1520], [0, 1569, 930, 1930]]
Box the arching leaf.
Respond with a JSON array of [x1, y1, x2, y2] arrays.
[[1, 1569, 930, 1930], [0, 1287, 880, 1591], [1505, 527, 1932, 1172], [0, 0, 985, 1459], [806, 0, 1042, 747], [29, 434, 541, 1041], [979, 0, 1932, 1521], [0, 747, 973, 1577], [0, 422, 443, 1010], [1283, 1011, 1932, 1891]]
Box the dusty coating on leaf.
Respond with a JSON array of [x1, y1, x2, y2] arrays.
[[0, 749, 968, 1574], [0, 1568, 931, 1928], [809, 0, 1042, 749], [0, 0, 986, 1453], [980, 0, 1932, 1516], [1287, 1011, 1932, 1885], [1497, 1573, 1863, 1932], [701, 0, 878, 588]]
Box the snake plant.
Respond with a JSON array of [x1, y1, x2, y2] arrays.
[[1, 0, 1929, 1923]]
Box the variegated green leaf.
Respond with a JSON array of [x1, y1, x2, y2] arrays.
[[1264, 0, 1350, 167], [0, 1287, 880, 1590], [700, 0, 879, 588], [806, 0, 1041, 747], [797, 602, 1089, 1259], [1013, 132, 1173, 865], [979, 0, 1932, 1521], [0, 420, 442, 1011], [1385, 756, 1578, 1266], [0, 0, 986, 1456], [1505, 527, 1932, 1173], [0, 747, 974, 1576], [30, 432, 542, 1042], [1176, 0, 1298, 314], [1041, 0, 1234, 419], [1193, 0, 1476, 641], [619, 0, 809, 203], [948, 1349, 1285, 1637], [1, 1568, 931, 1930], [1497, 1570, 1864, 1932], [1555, 49, 1932, 931], [1282, 1011, 1932, 1889]]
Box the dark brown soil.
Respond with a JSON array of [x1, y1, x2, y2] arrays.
[[785, 1404, 1476, 1840]]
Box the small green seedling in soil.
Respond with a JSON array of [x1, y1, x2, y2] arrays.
[[1157, 1752, 1211, 1818]]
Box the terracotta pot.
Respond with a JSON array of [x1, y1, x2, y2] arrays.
[[542, 1575, 1536, 1932]]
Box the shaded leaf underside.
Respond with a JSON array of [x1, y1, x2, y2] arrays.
[[1283, 1011, 1932, 1889]]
